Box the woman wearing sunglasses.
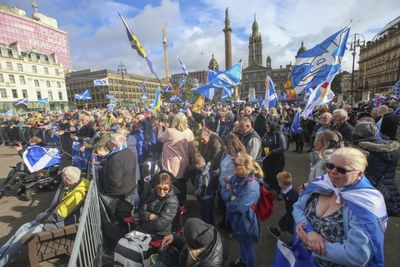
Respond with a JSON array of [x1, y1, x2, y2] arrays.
[[293, 147, 387, 267], [221, 153, 263, 267]]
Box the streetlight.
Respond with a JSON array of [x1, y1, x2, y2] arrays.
[[117, 62, 127, 107], [348, 33, 365, 105]]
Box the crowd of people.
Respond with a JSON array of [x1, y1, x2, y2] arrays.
[[0, 95, 399, 266]]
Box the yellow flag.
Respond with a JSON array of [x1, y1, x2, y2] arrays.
[[192, 95, 205, 112]]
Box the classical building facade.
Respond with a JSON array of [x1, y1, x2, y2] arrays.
[[66, 69, 162, 108], [240, 15, 293, 100], [358, 16, 400, 96], [0, 43, 68, 111]]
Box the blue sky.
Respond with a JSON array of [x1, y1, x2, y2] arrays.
[[4, 0, 399, 77]]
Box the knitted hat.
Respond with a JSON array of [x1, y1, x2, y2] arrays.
[[353, 122, 378, 139], [183, 218, 214, 249]]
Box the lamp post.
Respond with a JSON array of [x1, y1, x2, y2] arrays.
[[117, 62, 127, 107], [348, 33, 365, 105]]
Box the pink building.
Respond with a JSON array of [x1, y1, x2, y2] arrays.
[[0, 4, 72, 70]]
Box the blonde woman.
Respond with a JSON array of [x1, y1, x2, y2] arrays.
[[158, 112, 195, 203], [221, 153, 263, 267], [294, 147, 387, 267]]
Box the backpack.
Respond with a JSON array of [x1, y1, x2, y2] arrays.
[[245, 178, 274, 220]]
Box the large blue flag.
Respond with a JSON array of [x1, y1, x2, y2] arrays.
[[22, 145, 61, 173], [170, 95, 182, 103], [74, 90, 91, 100], [291, 111, 303, 135], [291, 26, 350, 94], [119, 12, 156, 76], [15, 98, 28, 106], [177, 56, 189, 76], [94, 77, 109, 86], [37, 98, 49, 105], [261, 76, 278, 108]]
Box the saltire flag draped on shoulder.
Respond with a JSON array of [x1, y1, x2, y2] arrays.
[[177, 56, 188, 76], [291, 26, 350, 94], [22, 145, 61, 173], [5, 109, 13, 116], [74, 90, 91, 100], [118, 12, 156, 76], [94, 77, 109, 86], [105, 94, 115, 99], [261, 75, 278, 108], [301, 77, 335, 119], [37, 98, 49, 105], [151, 88, 162, 111], [15, 98, 28, 106], [291, 111, 302, 135], [192, 95, 205, 112]]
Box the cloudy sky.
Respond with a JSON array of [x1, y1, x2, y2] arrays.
[[5, 0, 399, 77]]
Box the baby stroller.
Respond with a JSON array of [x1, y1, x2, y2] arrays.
[[0, 145, 61, 200]]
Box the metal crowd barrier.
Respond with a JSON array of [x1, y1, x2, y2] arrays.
[[68, 164, 103, 267]]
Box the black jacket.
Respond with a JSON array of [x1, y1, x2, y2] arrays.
[[199, 132, 224, 171], [335, 122, 354, 145], [101, 148, 137, 197], [137, 189, 179, 238], [381, 113, 399, 140]]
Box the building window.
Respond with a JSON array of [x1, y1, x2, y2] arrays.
[[46, 81, 51, 87], [32, 65, 37, 73], [58, 92, 63, 100], [55, 69, 60, 76], [57, 81, 61, 88], [17, 63, 23, 72], [48, 91, 53, 101], [9, 75, 15, 84], [0, 88, 6, 98], [19, 76, 25, 85], [44, 67, 49, 74], [6, 62, 12, 70], [0, 74, 3, 83], [12, 89, 18, 98], [36, 91, 42, 99], [34, 79, 40, 87], [22, 89, 28, 98]]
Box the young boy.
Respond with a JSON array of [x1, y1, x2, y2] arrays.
[[268, 171, 299, 238], [193, 154, 217, 225]]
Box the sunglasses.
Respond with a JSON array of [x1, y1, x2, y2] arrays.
[[156, 185, 170, 192], [325, 162, 355, 174]]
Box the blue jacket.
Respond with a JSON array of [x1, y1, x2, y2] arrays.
[[293, 177, 385, 267], [221, 173, 260, 243]]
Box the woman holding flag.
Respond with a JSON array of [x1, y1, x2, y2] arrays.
[[293, 147, 387, 267]]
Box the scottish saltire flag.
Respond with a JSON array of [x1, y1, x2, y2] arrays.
[[221, 87, 234, 100], [192, 84, 217, 100], [211, 62, 242, 88], [94, 77, 109, 86], [161, 84, 172, 93], [107, 102, 117, 109], [393, 80, 400, 98], [207, 69, 223, 82], [177, 56, 188, 76], [22, 145, 61, 173], [170, 95, 182, 102], [72, 141, 92, 170], [151, 88, 162, 111], [15, 98, 28, 106], [5, 109, 13, 116], [291, 111, 302, 135], [273, 238, 315, 267], [291, 26, 350, 94], [37, 98, 49, 105], [261, 76, 278, 108], [139, 81, 147, 93], [105, 94, 115, 99], [301, 78, 335, 118], [141, 91, 149, 101], [119, 12, 156, 75], [74, 90, 91, 100]]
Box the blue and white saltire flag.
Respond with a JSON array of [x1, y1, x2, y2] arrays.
[[94, 77, 109, 86], [170, 95, 182, 102], [207, 69, 224, 82], [74, 90, 91, 100], [22, 145, 61, 173], [261, 76, 278, 108], [192, 84, 217, 100], [72, 141, 91, 170], [37, 98, 49, 105], [291, 26, 350, 94], [15, 98, 28, 106], [303, 174, 387, 266], [301, 78, 335, 119], [105, 94, 115, 99], [161, 84, 172, 93], [392, 80, 400, 98], [141, 91, 149, 101], [177, 56, 189, 76], [107, 102, 117, 109], [273, 238, 315, 267], [5, 109, 13, 116], [291, 111, 302, 135], [139, 81, 147, 93]]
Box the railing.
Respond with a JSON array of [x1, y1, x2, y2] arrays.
[[68, 164, 103, 267]]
